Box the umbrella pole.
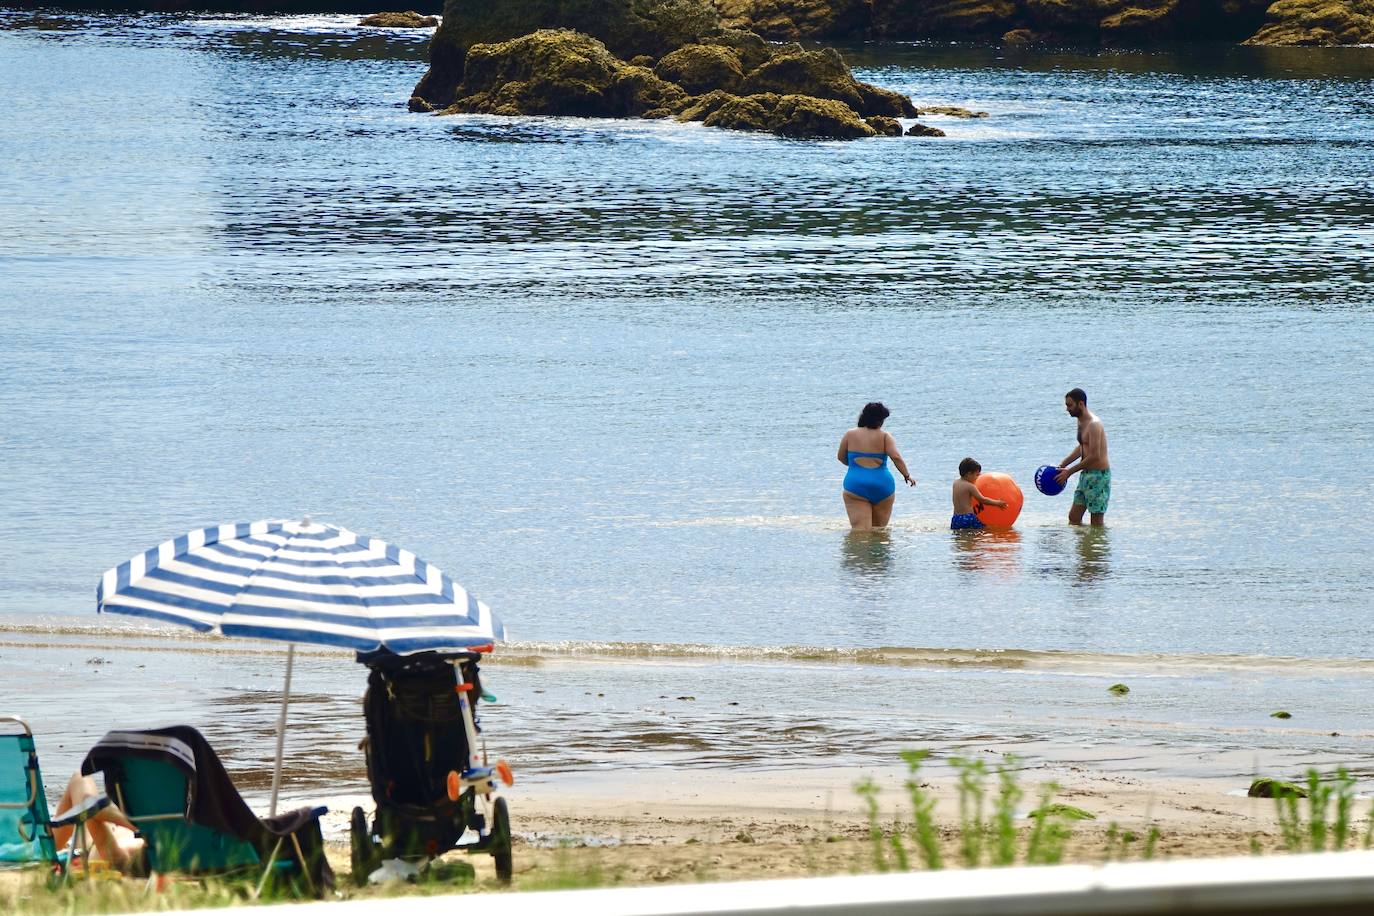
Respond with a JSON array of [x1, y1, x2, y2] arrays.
[[269, 643, 295, 817]]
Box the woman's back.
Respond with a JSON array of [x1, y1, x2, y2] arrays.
[[844, 427, 889, 467]]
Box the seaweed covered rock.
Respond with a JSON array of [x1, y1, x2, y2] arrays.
[[740, 45, 916, 117], [360, 10, 439, 27], [1244, 0, 1374, 44], [409, 0, 918, 139], [655, 42, 746, 92], [701, 92, 780, 129], [715, 0, 873, 38], [873, 0, 1020, 37], [865, 114, 903, 135], [698, 27, 774, 69], [677, 88, 741, 120], [905, 121, 945, 136], [678, 90, 876, 137], [923, 105, 987, 118], [719, 0, 1324, 44], [1248, 777, 1307, 799], [771, 94, 876, 137], [414, 0, 721, 108], [444, 29, 687, 117]]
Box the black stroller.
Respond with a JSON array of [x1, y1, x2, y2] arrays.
[[350, 648, 513, 884]]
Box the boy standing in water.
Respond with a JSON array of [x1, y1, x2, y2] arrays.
[[951, 458, 1007, 529], [1055, 387, 1111, 526]]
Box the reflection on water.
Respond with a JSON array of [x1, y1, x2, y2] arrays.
[[951, 528, 1023, 575], [1073, 527, 1113, 586], [840, 530, 894, 581]]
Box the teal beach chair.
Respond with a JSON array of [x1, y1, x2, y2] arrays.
[[1, 715, 112, 879], [0, 716, 57, 868], [83, 727, 332, 897]]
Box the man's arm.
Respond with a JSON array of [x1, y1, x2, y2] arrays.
[[1057, 424, 1103, 482], [1060, 444, 1082, 468]]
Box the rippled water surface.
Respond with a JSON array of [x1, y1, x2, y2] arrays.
[[2, 12, 1374, 782]]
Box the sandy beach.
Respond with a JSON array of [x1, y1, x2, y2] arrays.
[[303, 762, 1322, 889]]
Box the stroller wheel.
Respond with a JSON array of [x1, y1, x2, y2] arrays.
[[350, 806, 374, 886], [490, 797, 512, 884]]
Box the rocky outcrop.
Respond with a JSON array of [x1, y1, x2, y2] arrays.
[[739, 45, 918, 116], [715, 0, 874, 38], [440, 30, 687, 117], [715, 0, 1374, 44], [411, 0, 926, 139], [922, 105, 988, 118], [1245, 0, 1374, 43], [655, 42, 746, 92], [905, 122, 946, 136], [414, 0, 721, 108], [422, 28, 919, 138], [360, 10, 438, 26]]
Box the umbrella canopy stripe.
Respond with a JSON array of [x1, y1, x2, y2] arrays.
[[187, 544, 402, 572], [158, 559, 464, 594], [98, 519, 505, 651]]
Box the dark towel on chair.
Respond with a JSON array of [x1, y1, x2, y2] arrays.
[[82, 725, 333, 893]]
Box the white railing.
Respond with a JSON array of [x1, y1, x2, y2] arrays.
[[164, 849, 1374, 915]]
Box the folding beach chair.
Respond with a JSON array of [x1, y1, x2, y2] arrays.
[[1, 715, 112, 879], [82, 726, 333, 897]]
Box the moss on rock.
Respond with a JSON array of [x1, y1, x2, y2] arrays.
[[1244, 0, 1374, 44], [677, 88, 741, 120], [1248, 777, 1307, 798], [924, 104, 987, 118], [699, 27, 773, 70], [865, 115, 903, 135], [736, 45, 915, 117], [360, 10, 439, 27], [770, 93, 876, 137], [716, 0, 873, 38], [443, 29, 686, 117], [1029, 803, 1096, 820], [656, 42, 746, 92], [905, 121, 945, 136], [702, 92, 779, 129]]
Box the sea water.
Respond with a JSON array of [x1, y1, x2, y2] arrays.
[[1, 12, 1372, 794]]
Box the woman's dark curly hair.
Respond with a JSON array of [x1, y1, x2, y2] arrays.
[[857, 402, 890, 429]]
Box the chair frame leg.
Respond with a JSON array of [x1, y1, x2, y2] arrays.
[[253, 838, 284, 900]]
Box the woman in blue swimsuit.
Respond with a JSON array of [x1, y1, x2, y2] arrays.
[[838, 402, 915, 530]]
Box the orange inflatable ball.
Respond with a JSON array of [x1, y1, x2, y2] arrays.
[[972, 472, 1024, 528]]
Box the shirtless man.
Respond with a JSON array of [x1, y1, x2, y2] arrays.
[[1055, 388, 1110, 526]]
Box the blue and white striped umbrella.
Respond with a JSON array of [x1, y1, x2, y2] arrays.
[[97, 519, 505, 654]]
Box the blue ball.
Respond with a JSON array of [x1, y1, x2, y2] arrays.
[[1034, 465, 1066, 496]]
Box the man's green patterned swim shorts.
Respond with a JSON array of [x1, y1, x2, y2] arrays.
[[1073, 468, 1111, 514]]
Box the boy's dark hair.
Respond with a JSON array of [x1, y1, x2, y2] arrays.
[[1066, 387, 1087, 404], [958, 457, 981, 477], [857, 402, 890, 429]]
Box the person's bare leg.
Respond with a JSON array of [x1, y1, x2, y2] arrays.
[[52, 772, 138, 869], [1090, 512, 1105, 527], [871, 494, 897, 527], [1068, 502, 1086, 526], [844, 492, 874, 530]]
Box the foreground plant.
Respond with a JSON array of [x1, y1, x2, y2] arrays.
[[858, 751, 1089, 871], [1273, 766, 1372, 853]]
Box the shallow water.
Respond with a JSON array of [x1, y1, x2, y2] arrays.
[[2, 12, 1373, 791]]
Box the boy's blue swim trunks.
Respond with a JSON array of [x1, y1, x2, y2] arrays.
[[1073, 468, 1112, 514], [950, 513, 983, 530]]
